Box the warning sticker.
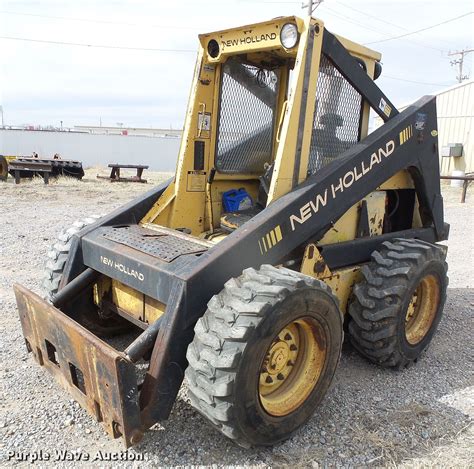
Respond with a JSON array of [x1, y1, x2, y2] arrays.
[[198, 112, 211, 132], [379, 98, 392, 117], [187, 171, 206, 192]]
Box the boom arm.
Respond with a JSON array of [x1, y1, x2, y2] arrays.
[[136, 94, 446, 423]]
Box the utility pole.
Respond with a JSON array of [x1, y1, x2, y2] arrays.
[[302, 0, 324, 16], [448, 49, 473, 83]]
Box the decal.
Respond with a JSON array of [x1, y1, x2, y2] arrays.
[[100, 256, 144, 281], [415, 112, 427, 131], [289, 139, 395, 232], [379, 98, 392, 117], [186, 171, 206, 192], [399, 125, 413, 145], [197, 112, 211, 132], [203, 64, 215, 73], [259, 225, 283, 254], [221, 32, 277, 49], [431, 129, 438, 137]]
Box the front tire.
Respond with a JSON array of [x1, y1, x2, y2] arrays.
[[348, 238, 448, 368], [43, 216, 102, 300], [42, 215, 128, 336], [185, 265, 343, 447]]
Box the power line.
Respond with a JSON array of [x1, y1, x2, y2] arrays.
[[302, 0, 324, 15], [321, 3, 439, 52], [0, 10, 201, 30], [382, 75, 453, 86], [333, 1, 445, 53], [336, 1, 408, 30], [320, 5, 394, 37], [365, 12, 473, 45], [0, 35, 196, 53]]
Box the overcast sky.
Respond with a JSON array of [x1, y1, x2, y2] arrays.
[[0, 0, 472, 129]]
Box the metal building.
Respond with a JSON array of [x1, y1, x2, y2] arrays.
[[375, 79, 473, 176], [0, 128, 181, 171]]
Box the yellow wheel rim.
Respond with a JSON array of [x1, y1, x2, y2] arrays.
[[405, 274, 440, 345], [259, 317, 326, 417]]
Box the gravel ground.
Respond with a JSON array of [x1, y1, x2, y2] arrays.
[[0, 172, 473, 467]]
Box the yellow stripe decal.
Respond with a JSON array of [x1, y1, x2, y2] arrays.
[[270, 230, 277, 246], [266, 233, 273, 248], [260, 226, 284, 254], [399, 126, 414, 145], [274, 225, 283, 242]]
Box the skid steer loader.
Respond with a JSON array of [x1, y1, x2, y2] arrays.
[[14, 15, 449, 447]]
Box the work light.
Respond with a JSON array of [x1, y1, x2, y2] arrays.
[[280, 23, 299, 49]]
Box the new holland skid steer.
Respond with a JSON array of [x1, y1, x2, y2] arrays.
[[14, 15, 449, 447]]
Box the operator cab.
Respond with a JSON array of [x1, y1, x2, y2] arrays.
[[141, 17, 381, 238], [215, 51, 365, 232], [215, 56, 285, 231]]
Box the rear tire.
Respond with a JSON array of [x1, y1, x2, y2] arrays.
[[185, 265, 343, 447], [348, 238, 448, 369]]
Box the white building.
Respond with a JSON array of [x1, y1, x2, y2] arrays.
[[0, 128, 181, 171], [375, 80, 473, 176]]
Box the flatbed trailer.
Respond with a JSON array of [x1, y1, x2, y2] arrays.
[[0, 155, 84, 181]]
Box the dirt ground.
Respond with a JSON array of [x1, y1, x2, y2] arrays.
[[0, 169, 472, 467]]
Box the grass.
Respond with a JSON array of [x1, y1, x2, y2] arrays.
[[0, 166, 173, 191]]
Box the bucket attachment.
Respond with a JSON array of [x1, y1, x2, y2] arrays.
[[14, 284, 143, 447]]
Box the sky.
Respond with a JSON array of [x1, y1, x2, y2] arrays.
[[0, 0, 473, 129]]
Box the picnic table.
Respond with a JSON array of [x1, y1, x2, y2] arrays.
[[97, 164, 149, 183], [440, 173, 474, 203]]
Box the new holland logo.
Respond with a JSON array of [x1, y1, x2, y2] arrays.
[[222, 32, 277, 48], [289, 139, 395, 232], [100, 256, 145, 282]]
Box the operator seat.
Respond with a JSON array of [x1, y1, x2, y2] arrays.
[[220, 163, 273, 232]]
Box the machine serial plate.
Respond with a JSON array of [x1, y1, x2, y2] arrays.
[[103, 225, 208, 262]]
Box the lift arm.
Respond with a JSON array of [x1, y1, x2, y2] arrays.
[[138, 94, 446, 424]]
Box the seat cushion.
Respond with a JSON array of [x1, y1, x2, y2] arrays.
[[220, 206, 262, 232]]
